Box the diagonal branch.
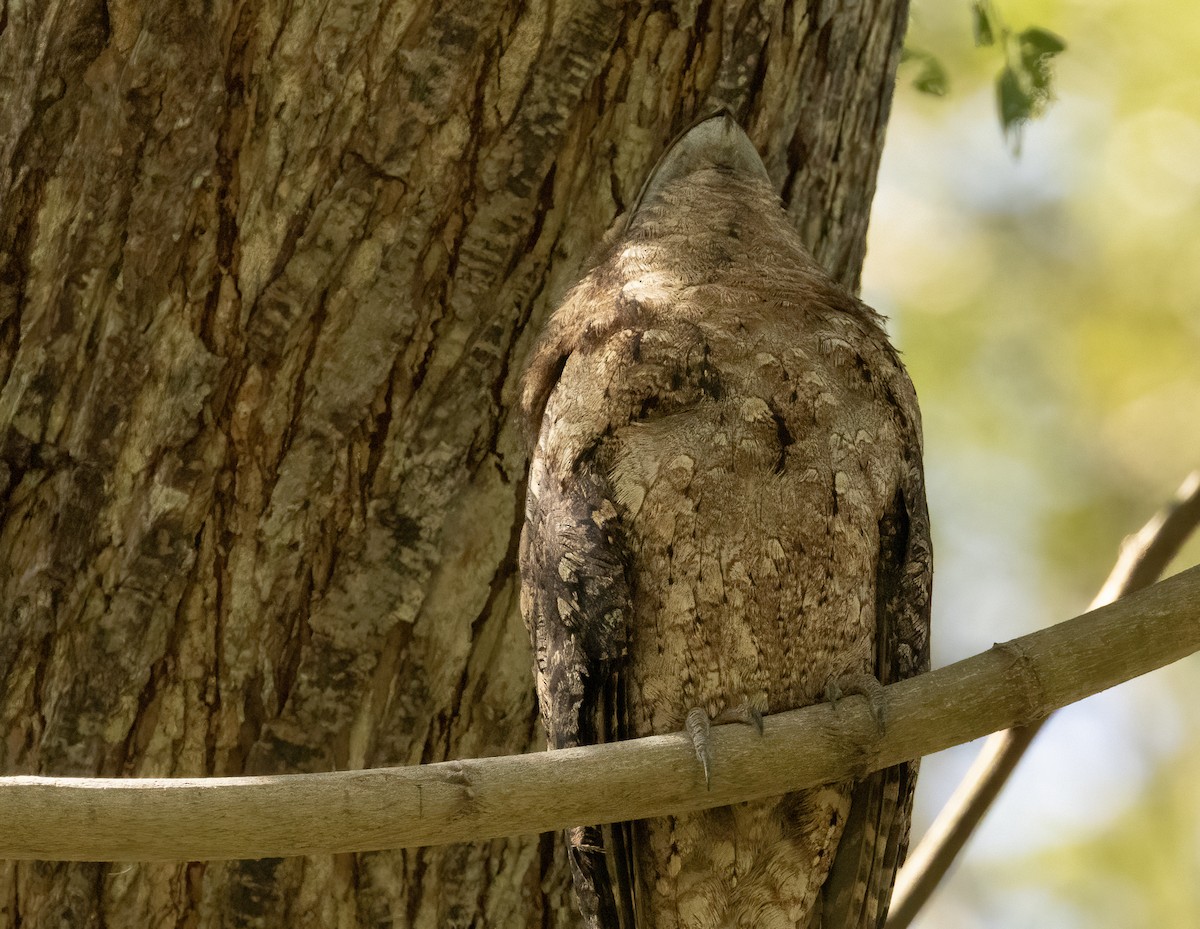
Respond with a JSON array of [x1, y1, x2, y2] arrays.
[[886, 472, 1200, 929], [1, 562, 1198, 862]]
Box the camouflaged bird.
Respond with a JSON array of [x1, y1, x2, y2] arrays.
[[519, 113, 932, 929]]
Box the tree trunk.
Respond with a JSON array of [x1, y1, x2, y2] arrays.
[[0, 0, 908, 926]]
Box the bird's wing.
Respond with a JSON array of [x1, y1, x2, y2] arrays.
[[520, 433, 638, 929], [820, 445, 933, 929]]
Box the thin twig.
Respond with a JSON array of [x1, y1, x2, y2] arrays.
[[1, 564, 1198, 861], [886, 471, 1200, 929]]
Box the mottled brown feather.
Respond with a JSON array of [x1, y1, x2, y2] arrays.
[[519, 114, 931, 929]]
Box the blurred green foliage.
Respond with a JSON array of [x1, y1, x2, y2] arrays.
[[1012, 730, 1200, 927], [865, 0, 1200, 926], [976, 1, 1067, 149], [901, 48, 951, 98], [902, 1, 1067, 150]]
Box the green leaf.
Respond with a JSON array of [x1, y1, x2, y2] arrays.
[[902, 49, 950, 97], [1016, 25, 1066, 101], [997, 65, 1033, 138], [972, 1, 997, 47], [1019, 26, 1067, 56], [915, 56, 950, 96]]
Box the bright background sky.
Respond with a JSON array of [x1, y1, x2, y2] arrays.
[[861, 1, 1200, 925]]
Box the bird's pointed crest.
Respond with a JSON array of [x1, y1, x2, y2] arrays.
[[630, 111, 771, 222]]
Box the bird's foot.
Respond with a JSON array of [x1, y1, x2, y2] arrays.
[[824, 672, 887, 734], [712, 701, 766, 734], [685, 702, 765, 790], [685, 708, 713, 789]]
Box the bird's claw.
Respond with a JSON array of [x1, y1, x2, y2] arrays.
[[686, 702, 766, 790], [825, 672, 887, 734], [713, 702, 765, 735], [685, 707, 713, 789]]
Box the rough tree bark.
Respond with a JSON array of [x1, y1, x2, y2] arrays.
[[0, 1, 909, 926]]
